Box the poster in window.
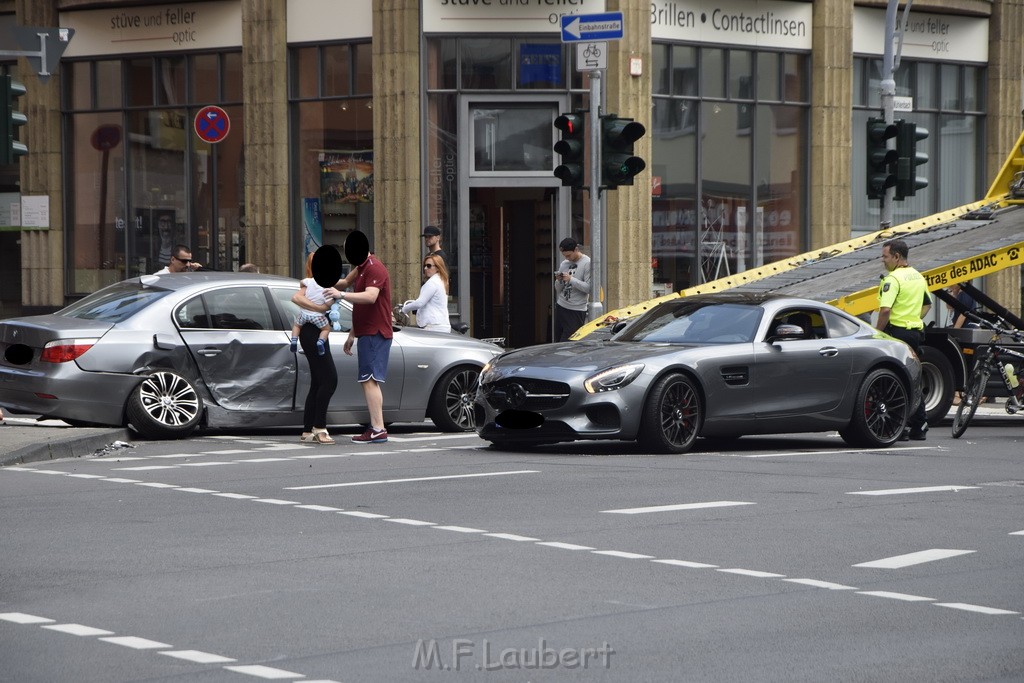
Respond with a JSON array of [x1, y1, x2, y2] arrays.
[[320, 152, 374, 212]]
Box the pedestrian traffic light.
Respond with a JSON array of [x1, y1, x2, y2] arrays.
[[553, 112, 585, 188], [600, 114, 646, 189], [866, 116, 898, 201], [0, 75, 27, 166], [895, 120, 929, 200]]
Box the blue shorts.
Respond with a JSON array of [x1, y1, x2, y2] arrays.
[[357, 333, 392, 383]]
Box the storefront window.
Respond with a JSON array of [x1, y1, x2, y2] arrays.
[[652, 44, 809, 291], [289, 42, 374, 265], [65, 51, 244, 294]]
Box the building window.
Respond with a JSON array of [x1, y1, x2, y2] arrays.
[[63, 51, 244, 295], [289, 42, 374, 265], [652, 44, 809, 292], [852, 58, 985, 234]]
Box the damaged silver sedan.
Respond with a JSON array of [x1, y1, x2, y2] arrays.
[[0, 272, 501, 439]]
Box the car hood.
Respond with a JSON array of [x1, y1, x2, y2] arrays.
[[0, 315, 115, 347], [495, 340, 698, 372]]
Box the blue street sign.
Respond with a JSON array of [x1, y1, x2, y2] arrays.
[[560, 12, 624, 43]]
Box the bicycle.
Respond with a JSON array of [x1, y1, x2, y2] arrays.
[[951, 312, 1024, 438]]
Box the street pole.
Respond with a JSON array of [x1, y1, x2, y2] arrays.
[[588, 70, 604, 321], [880, 0, 913, 229]]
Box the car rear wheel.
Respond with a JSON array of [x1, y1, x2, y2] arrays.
[[428, 365, 480, 432], [126, 371, 203, 439], [638, 373, 701, 454], [839, 368, 906, 447]]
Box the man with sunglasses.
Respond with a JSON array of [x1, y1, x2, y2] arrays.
[[154, 244, 203, 274]]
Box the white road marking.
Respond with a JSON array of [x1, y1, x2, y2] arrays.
[[295, 505, 343, 512], [385, 433, 482, 443], [724, 446, 936, 458], [254, 445, 311, 451], [202, 449, 253, 455], [292, 453, 350, 460], [784, 578, 857, 590], [934, 603, 1019, 616], [592, 550, 654, 559], [180, 462, 235, 467], [853, 549, 975, 569], [176, 487, 219, 494], [237, 458, 292, 463], [485, 533, 539, 542], [135, 482, 178, 489], [214, 493, 258, 499], [285, 469, 539, 490], [253, 498, 298, 505], [0, 612, 54, 624], [66, 473, 106, 479], [159, 649, 236, 664], [222, 664, 304, 679], [536, 542, 594, 550], [602, 501, 754, 514], [433, 525, 486, 533], [857, 591, 935, 602], [847, 485, 979, 496], [99, 478, 141, 483], [718, 569, 786, 578], [652, 559, 718, 568], [99, 635, 170, 649], [386, 518, 436, 526], [42, 623, 114, 636], [1010, 530, 1024, 536], [114, 465, 178, 471], [337, 511, 388, 519]]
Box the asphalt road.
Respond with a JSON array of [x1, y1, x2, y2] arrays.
[[1, 419, 1022, 682]]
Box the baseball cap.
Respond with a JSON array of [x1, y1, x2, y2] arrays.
[[421, 225, 441, 237]]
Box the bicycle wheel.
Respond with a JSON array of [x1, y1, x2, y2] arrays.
[[952, 360, 989, 439]]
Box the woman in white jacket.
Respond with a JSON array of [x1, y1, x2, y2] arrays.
[[401, 254, 452, 333]]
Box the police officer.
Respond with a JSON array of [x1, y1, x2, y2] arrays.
[[877, 238, 929, 440]]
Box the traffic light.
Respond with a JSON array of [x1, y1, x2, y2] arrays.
[[866, 117, 898, 200], [895, 120, 928, 199], [600, 114, 646, 189], [0, 75, 27, 166], [553, 112, 585, 188]]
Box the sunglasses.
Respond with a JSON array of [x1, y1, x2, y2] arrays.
[[173, 255, 193, 263], [423, 263, 436, 269]]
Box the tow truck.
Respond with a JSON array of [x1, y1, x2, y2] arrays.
[[573, 131, 1024, 426]]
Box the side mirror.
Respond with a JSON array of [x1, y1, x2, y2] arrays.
[[769, 323, 806, 342]]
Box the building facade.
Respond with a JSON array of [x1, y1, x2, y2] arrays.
[[0, 0, 1019, 345]]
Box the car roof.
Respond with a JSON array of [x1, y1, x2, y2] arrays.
[[137, 271, 299, 292]]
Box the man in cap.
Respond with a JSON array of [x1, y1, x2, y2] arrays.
[[422, 225, 447, 263]]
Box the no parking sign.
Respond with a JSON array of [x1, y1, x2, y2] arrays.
[[194, 105, 230, 144]]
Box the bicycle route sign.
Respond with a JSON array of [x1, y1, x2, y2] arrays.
[[576, 42, 607, 71], [560, 12, 623, 43], [194, 105, 230, 144]]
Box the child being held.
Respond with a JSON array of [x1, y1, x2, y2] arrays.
[[291, 253, 333, 355]]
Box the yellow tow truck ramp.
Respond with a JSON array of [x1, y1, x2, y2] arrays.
[[573, 129, 1024, 339]]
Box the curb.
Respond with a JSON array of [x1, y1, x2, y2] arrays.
[[1, 428, 133, 467]]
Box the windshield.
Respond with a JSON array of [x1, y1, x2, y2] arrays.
[[617, 301, 763, 344], [59, 282, 171, 322]]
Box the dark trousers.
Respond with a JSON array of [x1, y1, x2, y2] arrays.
[[553, 305, 586, 343], [885, 324, 927, 431], [299, 322, 338, 430]]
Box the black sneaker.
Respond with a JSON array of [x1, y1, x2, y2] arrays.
[[908, 427, 927, 441]]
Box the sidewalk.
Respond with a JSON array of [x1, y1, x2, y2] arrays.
[[0, 414, 131, 467], [0, 401, 1018, 467]]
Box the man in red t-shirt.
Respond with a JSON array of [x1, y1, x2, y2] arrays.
[[327, 252, 392, 443]]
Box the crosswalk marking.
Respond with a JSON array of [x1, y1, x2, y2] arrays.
[[853, 549, 975, 569]]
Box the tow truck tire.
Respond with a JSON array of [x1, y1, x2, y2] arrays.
[[919, 346, 954, 427]]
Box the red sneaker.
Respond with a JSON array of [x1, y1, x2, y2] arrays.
[[352, 427, 388, 443]]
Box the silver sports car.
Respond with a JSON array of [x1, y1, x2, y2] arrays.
[[475, 293, 922, 453], [0, 272, 501, 439]]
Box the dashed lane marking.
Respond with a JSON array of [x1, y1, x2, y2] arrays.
[[717, 446, 937, 458], [602, 501, 754, 514], [285, 469, 539, 490], [1, 611, 337, 680], [847, 485, 980, 496], [5, 466, 1021, 620], [853, 549, 976, 569]]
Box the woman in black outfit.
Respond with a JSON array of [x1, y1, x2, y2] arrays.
[[297, 321, 338, 443]]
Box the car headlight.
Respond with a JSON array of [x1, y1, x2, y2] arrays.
[[584, 364, 644, 393], [479, 361, 496, 385]]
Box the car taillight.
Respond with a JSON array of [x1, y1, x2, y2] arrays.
[[40, 339, 98, 363]]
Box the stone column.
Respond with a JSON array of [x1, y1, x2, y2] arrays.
[[604, 0, 653, 313], [810, 0, 853, 250], [372, 0, 421, 303], [985, 0, 1022, 313], [17, 0, 63, 310], [241, 0, 290, 274]]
